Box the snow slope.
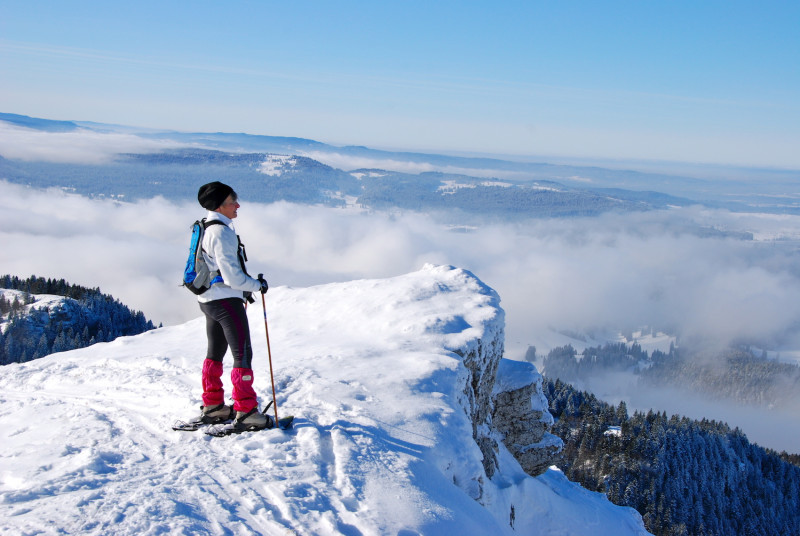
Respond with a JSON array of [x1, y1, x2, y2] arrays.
[[0, 265, 648, 535], [0, 289, 67, 332]]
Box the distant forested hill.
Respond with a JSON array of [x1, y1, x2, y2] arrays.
[[545, 376, 800, 536], [0, 148, 699, 219], [543, 342, 800, 409], [0, 275, 156, 364]]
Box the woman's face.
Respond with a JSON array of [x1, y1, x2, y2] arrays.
[[216, 194, 240, 219]]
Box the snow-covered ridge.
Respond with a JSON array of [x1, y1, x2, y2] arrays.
[[0, 289, 67, 333], [350, 170, 387, 180], [437, 179, 514, 194], [0, 265, 648, 535], [258, 154, 297, 176]]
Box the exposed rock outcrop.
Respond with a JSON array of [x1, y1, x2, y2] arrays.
[[492, 359, 564, 476], [446, 272, 563, 486], [454, 335, 504, 479]]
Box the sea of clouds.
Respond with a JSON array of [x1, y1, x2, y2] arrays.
[[6, 180, 800, 351]]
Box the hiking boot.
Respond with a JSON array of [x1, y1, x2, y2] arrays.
[[234, 408, 272, 431], [200, 404, 234, 424]]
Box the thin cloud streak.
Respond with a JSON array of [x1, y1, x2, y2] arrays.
[[301, 151, 537, 180], [0, 39, 301, 82]]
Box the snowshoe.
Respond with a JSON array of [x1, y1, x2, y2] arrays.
[[204, 402, 294, 436], [172, 404, 233, 431], [276, 415, 295, 430]]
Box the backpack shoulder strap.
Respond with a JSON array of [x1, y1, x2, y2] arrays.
[[198, 218, 227, 256], [202, 219, 227, 229]]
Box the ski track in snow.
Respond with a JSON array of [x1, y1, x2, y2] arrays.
[[0, 265, 649, 536]]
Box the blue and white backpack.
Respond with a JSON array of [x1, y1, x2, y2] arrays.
[[182, 218, 226, 295], [183, 218, 252, 296]]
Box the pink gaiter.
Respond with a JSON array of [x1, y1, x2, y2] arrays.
[[202, 359, 225, 406], [231, 367, 257, 413]]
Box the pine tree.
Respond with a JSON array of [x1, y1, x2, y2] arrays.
[[51, 331, 67, 353], [33, 333, 50, 359], [615, 400, 628, 422]]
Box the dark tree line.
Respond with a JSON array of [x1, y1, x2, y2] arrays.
[[0, 275, 157, 365], [542, 341, 662, 378], [545, 377, 800, 536], [639, 346, 800, 407]]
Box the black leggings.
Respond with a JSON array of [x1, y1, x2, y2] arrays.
[[199, 298, 253, 369]]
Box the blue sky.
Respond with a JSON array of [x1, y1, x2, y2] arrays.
[[1, 0, 799, 167]]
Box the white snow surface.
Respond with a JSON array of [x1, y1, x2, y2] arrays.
[[259, 155, 297, 176], [437, 180, 514, 195], [0, 265, 649, 536], [0, 289, 67, 333]]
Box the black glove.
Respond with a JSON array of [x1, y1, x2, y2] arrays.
[[257, 274, 269, 294]]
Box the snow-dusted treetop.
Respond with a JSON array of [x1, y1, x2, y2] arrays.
[[0, 265, 648, 535]]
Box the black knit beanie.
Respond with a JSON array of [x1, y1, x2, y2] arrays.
[[197, 181, 234, 210]]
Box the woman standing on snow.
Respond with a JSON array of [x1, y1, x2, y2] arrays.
[[194, 181, 270, 430]]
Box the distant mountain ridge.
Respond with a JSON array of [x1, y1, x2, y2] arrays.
[[3, 112, 799, 215], [0, 112, 80, 132], [0, 144, 701, 219]]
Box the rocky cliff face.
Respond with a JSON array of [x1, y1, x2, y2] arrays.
[[450, 286, 563, 489], [492, 359, 564, 476], [453, 334, 504, 479]]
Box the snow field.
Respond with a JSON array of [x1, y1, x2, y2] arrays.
[[0, 265, 649, 535]]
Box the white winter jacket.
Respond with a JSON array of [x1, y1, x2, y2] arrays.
[[197, 211, 262, 303]]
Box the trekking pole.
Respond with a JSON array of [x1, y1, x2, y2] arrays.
[[259, 274, 280, 426]]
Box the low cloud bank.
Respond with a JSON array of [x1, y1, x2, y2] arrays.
[[4, 181, 800, 351], [3, 180, 800, 451], [0, 122, 186, 164], [5, 180, 800, 344]]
